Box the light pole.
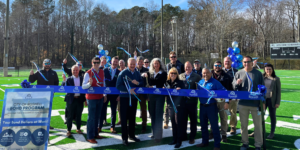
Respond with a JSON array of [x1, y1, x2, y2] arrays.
[[171, 16, 178, 57], [3, 0, 9, 77], [161, 0, 163, 60]]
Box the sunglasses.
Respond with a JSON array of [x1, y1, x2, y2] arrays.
[[214, 65, 221, 67], [44, 63, 51, 65], [170, 56, 176, 59], [78, 64, 82, 66], [93, 62, 100, 64], [144, 62, 149, 63], [170, 72, 177, 75], [243, 61, 252, 64]]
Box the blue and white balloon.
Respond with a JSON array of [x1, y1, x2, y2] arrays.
[[236, 54, 243, 62], [232, 41, 238, 48], [233, 47, 240, 54], [98, 44, 104, 50], [105, 50, 109, 56]]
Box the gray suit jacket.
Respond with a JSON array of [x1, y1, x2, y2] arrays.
[[179, 72, 202, 103], [265, 76, 281, 107]]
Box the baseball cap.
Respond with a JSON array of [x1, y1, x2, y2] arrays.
[[194, 59, 200, 63], [43, 59, 51, 64]]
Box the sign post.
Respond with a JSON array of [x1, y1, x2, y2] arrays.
[[0, 88, 54, 150]]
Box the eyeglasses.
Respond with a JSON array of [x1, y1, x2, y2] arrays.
[[243, 61, 252, 64], [44, 63, 51, 65], [214, 65, 221, 67], [93, 62, 100, 64], [144, 62, 149, 63], [170, 56, 176, 59], [170, 72, 177, 75]]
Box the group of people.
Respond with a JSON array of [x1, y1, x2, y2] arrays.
[[28, 51, 281, 150]]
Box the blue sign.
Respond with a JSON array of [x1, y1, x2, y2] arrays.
[[0, 88, 54, 149]]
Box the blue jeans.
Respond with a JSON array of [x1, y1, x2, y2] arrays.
[[87, 98, 103, 140], [200, 103, 221, 148]]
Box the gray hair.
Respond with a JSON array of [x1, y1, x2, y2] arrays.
[[202, 67, 211, 73], [224, 56, 232, 62], [149, 58, 166, 74], [71, 65, 79, 70], [136, 56, 144, 62], [119, 59, 125, 63], [127, 58, 136, 64]]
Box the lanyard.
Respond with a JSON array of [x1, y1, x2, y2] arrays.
[[91, 68, 103, 87], [246, 72, 253, 93]]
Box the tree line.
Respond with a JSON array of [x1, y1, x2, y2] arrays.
[[0, 0, 299, 69]]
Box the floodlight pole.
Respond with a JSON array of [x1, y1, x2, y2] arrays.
[[160, 0, 163, 61], [3, 0, 9, 77]]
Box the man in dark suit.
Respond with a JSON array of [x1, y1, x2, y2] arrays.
[[179, 61, 201, 144], [99, 56, 121, 133], [135, 56, 149, 133], [62, 65, 86, 137]]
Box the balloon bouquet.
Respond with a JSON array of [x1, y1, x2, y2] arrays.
[[97, 44, 111, 68], [227, 41, 244, 69]]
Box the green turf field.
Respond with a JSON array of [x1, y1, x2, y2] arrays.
[[0, 70, 299, 150]]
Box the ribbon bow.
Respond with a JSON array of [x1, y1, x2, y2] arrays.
[[21, 80, 31, 88]]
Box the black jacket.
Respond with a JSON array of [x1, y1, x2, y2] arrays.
[[147, 71, 168, 88], [166, 60, 185, 74], [212, 70, 233, 91], [61, 76, 86, 104], [29, 69, 59, 85], [165, 78, 185, 108], [104, 67, 121, 87], [62, 64, 85, 77]]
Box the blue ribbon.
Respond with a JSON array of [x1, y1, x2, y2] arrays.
[[68, 52, 83, 68], [164, 84, 178, 113], [32, 61, 48, 81], [123, 77, 132, 106], [23, 85, 265, 100], [117, 47, 131, 57], [136, 47, 149, 53], [198, 82, 214, 104], [125, 76, 141, 103]]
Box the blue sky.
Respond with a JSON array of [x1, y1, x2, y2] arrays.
[[98, 0, 189, 12]]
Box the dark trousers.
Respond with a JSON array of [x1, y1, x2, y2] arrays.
[[120, 97, 138, 141], [65, 105, 76, 121], [266, 98, 277, 133], [87, 98, 103, 140], [149, 95, 165, 140], [200, 103, 221, 148], [138, 94, 148, 127], [66, 98, 84, 131], [99, 95, 118, 129], [182, 102, 198, 140], [169, 106, 185, 143]]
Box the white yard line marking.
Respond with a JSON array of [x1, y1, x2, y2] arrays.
[[293, 115, 300, 121], [0, 88, 5, 92]]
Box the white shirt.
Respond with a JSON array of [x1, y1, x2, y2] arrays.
[[82, 69, 106, 96], [110, 67, 117, 80], [154, 70, 162, 78], [73, 75, 80, 96]]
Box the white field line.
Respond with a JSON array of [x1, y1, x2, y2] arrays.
[[0, 88, 5, 92]]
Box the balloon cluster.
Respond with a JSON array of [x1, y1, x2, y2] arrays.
[[97, 44, 111, 67], [227, 41, 243, 69]]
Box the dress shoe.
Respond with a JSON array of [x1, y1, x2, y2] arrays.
[[222, 135, 228, 142], [230, 127, 236, 134], [163, 123, 168, 129], [209, 132, 214, 139], [129, 137, 140, 142], [76, 130, 83, 134], [116, 121, 121, 125], [255, 147, 261, 150], [122, 140, 128, 146], [214, 147, 220, 150], [248, 132, 254, 137], [155, 139, 161, 143], [87, 139, 97, 144], [64, 121, 67, 124], [240, 144, 249, 150], [98, 128, 102, 133], [174, 142, 182, 148], [110, 128, 117, 134], [189, 139, 195, 144], [196, 143, 209, 147], [267, 132, 274, 139], [150, 135, 154, 139], [95, 135, 104, 139], [168, 140, 176, 145], [50, 126, 54, 129], [66, 131, 71, 137]]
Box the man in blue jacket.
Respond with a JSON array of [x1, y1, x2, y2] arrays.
[[116, 58, 144, 146], [196, 67, 229, 150]]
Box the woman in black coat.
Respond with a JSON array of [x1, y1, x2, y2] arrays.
[[165, 67, 185, 148], [142, 58, 167, 143]]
